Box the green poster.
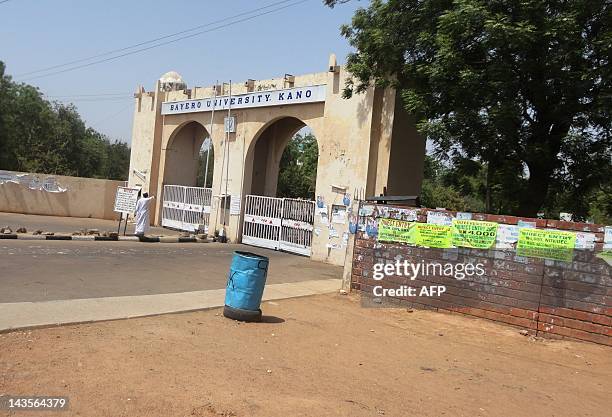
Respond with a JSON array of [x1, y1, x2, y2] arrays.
[[516, 228, 576, 262], [378, 218, 414, 244], [451, 219, 498, 248], [412, 223, 452, 248]]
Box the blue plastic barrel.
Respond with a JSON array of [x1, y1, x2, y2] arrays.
[[224, 251, 269, 311]]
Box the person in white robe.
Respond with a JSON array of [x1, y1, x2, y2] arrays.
[[134, 193, 155, 235]]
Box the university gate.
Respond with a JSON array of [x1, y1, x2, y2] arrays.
[[127, 55, 426, 265], [242, 195, 315, 256], [161, 184, 212, 232]]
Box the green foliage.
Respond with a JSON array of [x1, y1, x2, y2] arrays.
[[277, 133, 319, 199], [423, 153, 611, 223], [327, 0, 611, 219], [0, 61, 130, 180]]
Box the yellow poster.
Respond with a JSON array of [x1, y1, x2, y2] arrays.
[[517, 228, 576, 262], [411, 223, 452, 248], [378, 218, 414, 244], [451, 219, 498, 248]]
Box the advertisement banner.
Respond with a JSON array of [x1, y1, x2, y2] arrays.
[[451, 219, 498, 249], [378, 218, 414, 244], [411, 223, 453, 248], [516, 228, 576, 262]]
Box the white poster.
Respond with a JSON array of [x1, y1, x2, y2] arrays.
[[230, 194, 241, 215], [605, 226, 612, 250], [495, 224, 520, 248], [456, 212, 473, 220], [575, 232, 596, 250], [331, 205, 347, 224], [427, 211, 453, 226]]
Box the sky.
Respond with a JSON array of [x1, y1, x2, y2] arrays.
[[1, 0, 363, 144]]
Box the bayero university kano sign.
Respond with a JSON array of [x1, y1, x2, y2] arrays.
[[161, 84, 326, 115]]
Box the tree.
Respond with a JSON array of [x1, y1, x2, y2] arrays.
[[0, 60, 131, 180], [277, 133, 319, 199], [325, 0, 611, 218]]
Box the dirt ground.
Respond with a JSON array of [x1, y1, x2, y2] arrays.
[[1, 294, 610, 417]]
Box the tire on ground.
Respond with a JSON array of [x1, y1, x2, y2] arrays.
[[223, 305, 262, 322]]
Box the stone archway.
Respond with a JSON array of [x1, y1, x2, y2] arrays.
[[129, 59, 427, 265], [245, 116, 320, 198], [163, 120, 209, 187]]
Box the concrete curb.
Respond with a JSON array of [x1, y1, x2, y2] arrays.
[[0, 233, 202, 243], [0, 279, 342, 332]]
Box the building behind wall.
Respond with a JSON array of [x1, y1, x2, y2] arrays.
[[127, 54, 426, 266]]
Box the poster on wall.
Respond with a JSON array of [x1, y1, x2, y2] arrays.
[[604, 226, 612, 250], [365, 218, 378, 237], [516, 228, 576, 262], [455, 212, 473, 220], [331, 205, 347, 224], [495, 224, 520, 248], [574, 232, 596, 249], [378, 218, 413, 244], [230, 194, 241, 215], [451, 219, 499, 249], [358, 204, 375, 217], [427, 211, 453, 226], [411, 223, 453, 248], [389, 208, 418, 221], [0, 171, 68, 193], [348, 214, 358, 234]]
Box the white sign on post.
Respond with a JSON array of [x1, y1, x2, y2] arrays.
[[224, 116, 236, 133], [114, 186, 140, 214], [230, 194, 241, 215]]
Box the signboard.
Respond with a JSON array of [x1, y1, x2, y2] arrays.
[[516, 228, 576, 261], [161, 85, 326, 115], [451, 219, 498, 249], [114, 186, 140, 214], [224, 116, 236, 133], [378, 218, 413, 244]]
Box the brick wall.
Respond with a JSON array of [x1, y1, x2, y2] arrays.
[[350, 205, 611, 346]]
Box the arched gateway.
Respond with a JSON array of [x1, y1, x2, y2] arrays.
[[127, 54, 426, 266]]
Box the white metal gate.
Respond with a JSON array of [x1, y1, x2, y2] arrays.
[[242, 195, 315, 256], [162, 185, 212, 232], [242, 195, 283, 250], [279, 198, 315, 256]]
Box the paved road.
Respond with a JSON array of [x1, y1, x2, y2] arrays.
[[0, 240, 342, 303], [0, 212, 178, 236]]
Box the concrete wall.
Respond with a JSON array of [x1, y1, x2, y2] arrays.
[[350, 204, 611, 346], [0, 171, 123, 220]]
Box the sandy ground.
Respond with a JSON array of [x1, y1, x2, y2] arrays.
[[1, 294, 610, 417]]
